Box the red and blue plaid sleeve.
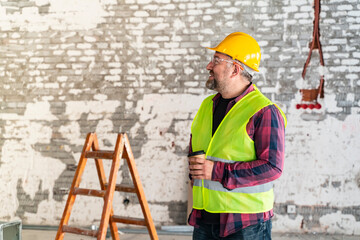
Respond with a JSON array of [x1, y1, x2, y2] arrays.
[[212, 104, 285, 189]]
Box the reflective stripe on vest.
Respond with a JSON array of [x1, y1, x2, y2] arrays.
[[191, 84, 287, 214], [193, 179, 273, 194]]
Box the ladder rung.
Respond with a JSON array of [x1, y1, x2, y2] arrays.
[[105, 184, 137, 193], [85, 150, 114, 159], [62, 225, 98, 237], [73, 187, 106, 198], [111, 215, 147, 226]]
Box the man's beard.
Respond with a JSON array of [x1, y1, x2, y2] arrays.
[[206, 77, 217, 90], [205, 72, 219, 90]]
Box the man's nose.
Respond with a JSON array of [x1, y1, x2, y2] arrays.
[[206, 61, 213, 70]]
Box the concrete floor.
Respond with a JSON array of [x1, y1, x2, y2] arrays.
[[22, 229, 360, 240]]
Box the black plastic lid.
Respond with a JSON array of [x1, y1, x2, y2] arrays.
[[187, 150, 205, 157]]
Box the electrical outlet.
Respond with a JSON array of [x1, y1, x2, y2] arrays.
[[287, 205, 296, 214]]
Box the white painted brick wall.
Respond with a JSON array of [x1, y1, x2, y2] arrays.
[[0, 0, 359, 235]]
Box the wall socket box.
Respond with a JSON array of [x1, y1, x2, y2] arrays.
[[287, 205, 296, 214]]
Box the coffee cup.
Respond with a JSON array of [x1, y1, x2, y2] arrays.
[[188, 150, 206, 165]]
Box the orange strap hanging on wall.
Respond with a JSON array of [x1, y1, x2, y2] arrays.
[[299, 0, 325, 106]]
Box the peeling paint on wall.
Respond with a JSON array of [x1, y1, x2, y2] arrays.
[[133, 93, 203, 202], [0, 124, 66, 221], [0, 0, 109, 31]]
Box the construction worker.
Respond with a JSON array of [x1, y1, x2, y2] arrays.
[[188, 32, 287, 240]]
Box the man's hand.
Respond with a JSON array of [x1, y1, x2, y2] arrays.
[[188, 157, 214, 180]]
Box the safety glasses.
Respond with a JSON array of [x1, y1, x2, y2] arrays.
[[210, 56, 244, 70], [210, 56, 234, 65]]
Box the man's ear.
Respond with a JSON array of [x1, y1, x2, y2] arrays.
[[232, 64, 243, 76]]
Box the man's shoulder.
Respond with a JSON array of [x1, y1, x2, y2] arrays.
[[253, 104, 285, 127], [258, 104, 279, 114]]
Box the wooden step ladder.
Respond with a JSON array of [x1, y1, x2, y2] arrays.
[[55, 132, 158, 240]]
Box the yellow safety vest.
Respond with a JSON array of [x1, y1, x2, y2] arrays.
[[191, 85, 287, 213]]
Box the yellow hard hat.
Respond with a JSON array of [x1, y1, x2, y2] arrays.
[[206, 32, 261, 72]]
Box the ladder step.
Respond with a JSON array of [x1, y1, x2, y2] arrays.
[[62, 225, 98, 237], [85, 150, 114, 159], [73, 187, 106, 198], [111, 215, 147, 226], [105, 183, 137, 193]]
